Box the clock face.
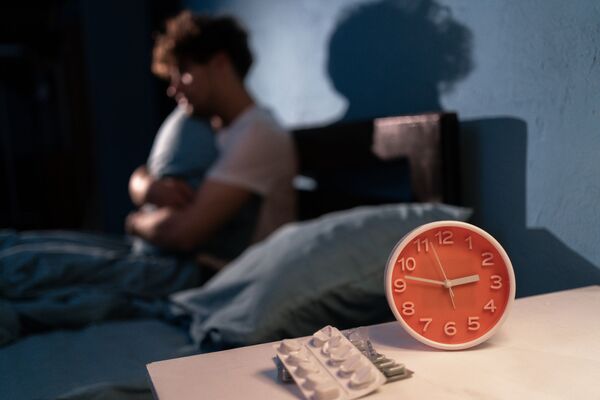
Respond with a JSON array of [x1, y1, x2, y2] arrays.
[[384, 221, 516, 350]]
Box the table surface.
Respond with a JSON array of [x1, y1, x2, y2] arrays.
[[147, 285, 600, 400]]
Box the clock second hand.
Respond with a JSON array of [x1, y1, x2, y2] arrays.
[[430, 242, 456, 309]]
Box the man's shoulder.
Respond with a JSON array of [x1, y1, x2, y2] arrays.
[[240, 106, 288, 138]]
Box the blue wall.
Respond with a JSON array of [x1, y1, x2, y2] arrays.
[[187, 0, 600, 296]]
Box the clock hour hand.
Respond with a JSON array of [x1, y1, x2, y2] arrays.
[[447, 274, 480, 288], [404, 275, 446, 286]]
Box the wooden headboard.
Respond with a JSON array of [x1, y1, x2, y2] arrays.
[[292, 112, 460, 220]]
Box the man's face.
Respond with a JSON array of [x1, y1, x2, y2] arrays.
[[167, 59, 215, 118]]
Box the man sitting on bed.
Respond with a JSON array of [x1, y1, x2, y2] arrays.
[[126, 11, 297, 265], [0, 11, 299, 345]]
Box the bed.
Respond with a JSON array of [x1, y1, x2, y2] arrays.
[[0, 111, 468, 399]]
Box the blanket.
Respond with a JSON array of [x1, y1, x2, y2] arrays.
[[0, 230, 201, 346]]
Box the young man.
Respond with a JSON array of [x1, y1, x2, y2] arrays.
[[126, 11, 297, 260]]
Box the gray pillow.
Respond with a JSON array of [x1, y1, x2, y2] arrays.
[[170, 203, 472, 352], [147, 106, 218, 189]]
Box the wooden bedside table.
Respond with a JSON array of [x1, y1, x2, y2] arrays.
[[147, 286, 600, 399]]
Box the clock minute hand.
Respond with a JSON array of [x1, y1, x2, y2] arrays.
[[404, 275, 446, 286], [430, 242, 456, 309], [447, 274, 480, 288]]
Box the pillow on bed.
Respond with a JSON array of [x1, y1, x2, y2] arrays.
[[170, 203, 472, 352]]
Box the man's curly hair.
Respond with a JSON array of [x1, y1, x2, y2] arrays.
[[152, 11, 253, 80]]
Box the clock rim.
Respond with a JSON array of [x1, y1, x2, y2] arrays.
[[384, 220, 516, 350]]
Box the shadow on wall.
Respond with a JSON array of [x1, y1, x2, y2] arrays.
[[461, 118, 600, 297], [327, 0, 473, 121], [324, 0, 600, 295]]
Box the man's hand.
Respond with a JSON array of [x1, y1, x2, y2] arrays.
[[129, 165, 194, 208], [146, 178, 195, 209], [125, 207, 171, 237]]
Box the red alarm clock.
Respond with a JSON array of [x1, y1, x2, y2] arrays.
[[384, 221, 516, 350]]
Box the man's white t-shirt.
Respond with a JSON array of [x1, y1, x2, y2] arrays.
[[207, 105, 297, 241]]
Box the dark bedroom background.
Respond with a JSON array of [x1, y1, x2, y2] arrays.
[[0, 0, 182, 234]]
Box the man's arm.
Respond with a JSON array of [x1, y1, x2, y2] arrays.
[[126, 178, 255, 252], [129, 165, 194, 208]]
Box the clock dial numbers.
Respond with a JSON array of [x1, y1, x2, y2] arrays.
[[444, 321, 457, 336], [393, 278, 406, 293], [434, 230, 454, 245], [419, 317, 433, 332], [483, 299, 497, 313], [481, 252, 495, 266], [401, 301, 415, 315], [467, 316, 481, 331], [490, 275, 503, 290], [465, 235, 473, 250], [412, 238, 430, 253], [397, 257, 416, 272]]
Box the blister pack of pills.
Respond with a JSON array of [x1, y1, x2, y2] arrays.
[[344, 328, 412, 383], [274, 326, 387, 400]]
